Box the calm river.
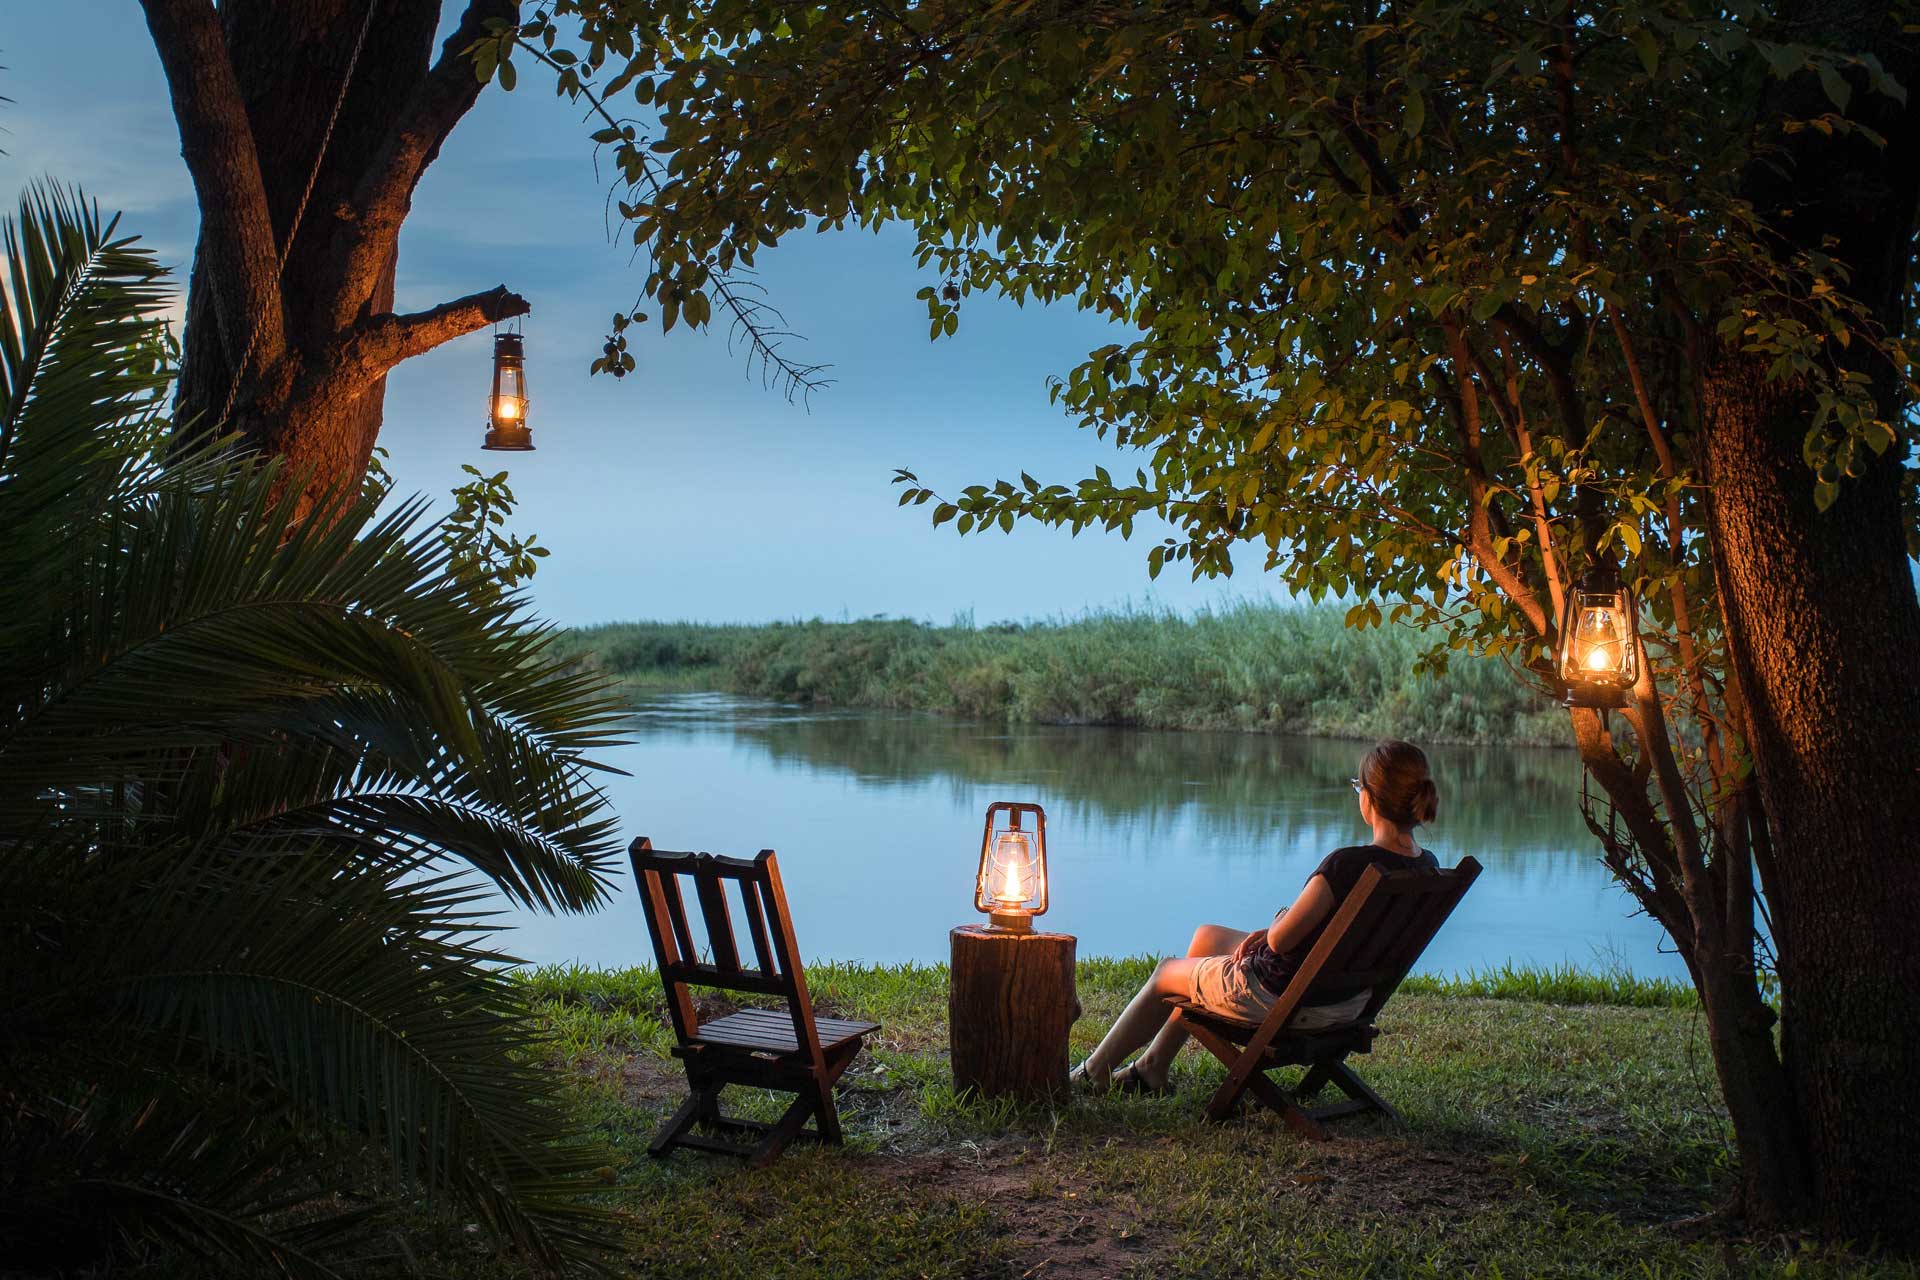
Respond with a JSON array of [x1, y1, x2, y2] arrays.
[[499, 693, 1680, 979]]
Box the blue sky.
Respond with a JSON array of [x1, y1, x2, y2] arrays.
[[3, 2, 1267, 626]]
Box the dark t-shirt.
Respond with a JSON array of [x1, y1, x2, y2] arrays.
[[1236, 844, 1440, 1000]]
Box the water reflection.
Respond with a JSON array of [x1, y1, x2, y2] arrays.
[[501, 694, 1680, 979]]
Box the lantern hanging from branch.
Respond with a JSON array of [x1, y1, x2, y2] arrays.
[[1557, 570, 1638, 708], [482, 330, 532, 451], [974, 801, 1048, 933]]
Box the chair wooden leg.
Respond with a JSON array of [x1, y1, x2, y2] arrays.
[[809, 1043, 859, 1146], [649, 1088, 708, 1158], [1246, 1069, 1330, 1140], [1295, 1062, 1334, 1101], [1322, 1060, 1400, 1124], [749, 1091, 820, 1169], [1180, 1015, 1255, 1124]]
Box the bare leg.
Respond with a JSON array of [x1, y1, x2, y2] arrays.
[[1134, 924, 1250, 1085], [1082, 925, 1249, 1087]]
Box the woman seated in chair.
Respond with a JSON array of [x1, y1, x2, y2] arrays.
[[1071, 739, 1441, 1095]]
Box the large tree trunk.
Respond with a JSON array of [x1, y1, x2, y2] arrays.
[[144, 0, 528, 509], [1700, 356, 1920, 1242], [176, 0, 418, 482], [1696, 0, 1920, 1243]]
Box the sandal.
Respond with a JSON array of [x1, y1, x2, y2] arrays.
[[1068, 1059, 1112, 1093], [1113, 1062, 1174, 1097]]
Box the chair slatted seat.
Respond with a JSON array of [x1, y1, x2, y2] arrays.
[[630, 837, 879, 1166], [1170, 856, 1481, 1137]]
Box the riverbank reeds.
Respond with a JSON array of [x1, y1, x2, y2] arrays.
[[557, 604, 1570, 746]]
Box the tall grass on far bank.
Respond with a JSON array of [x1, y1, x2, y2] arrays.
[[555, 603, 1571, 746]]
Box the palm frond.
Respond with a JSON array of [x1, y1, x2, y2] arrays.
[[1, 185, 629, 1275], [0, 182, 172, 689]]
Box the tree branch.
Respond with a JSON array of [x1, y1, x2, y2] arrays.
[[1501, 341, 1568, 626], [519, 39, 832, 402], [139, 0, 285, 372], [1572, 708, 1696, 960], [1607, 303, 1727, 782], [319, 0, 520, 333], [1437, 321, 1551, 636], [336, 285, 529, 386]]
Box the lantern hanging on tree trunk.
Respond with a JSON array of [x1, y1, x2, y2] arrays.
[[482, 330, 532, 451], [1557, 570, 1638, 708], [974, 801, 1048, 933]]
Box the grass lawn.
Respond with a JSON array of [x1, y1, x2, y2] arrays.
[[442, 962, 1904, 1279]]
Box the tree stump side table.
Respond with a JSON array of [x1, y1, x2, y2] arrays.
[[948, 925, 1080, 1101]]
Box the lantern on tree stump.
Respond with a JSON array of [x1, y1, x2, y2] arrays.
[[482, 330, 531, 451], [1557, 569, 1638, 708], [951, 799, 1076, 1101], [974, 801, 1048, 932]]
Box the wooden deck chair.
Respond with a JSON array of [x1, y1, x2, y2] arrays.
[[629, 837, 879, 1167], [1169, 856, 1481, 1138]]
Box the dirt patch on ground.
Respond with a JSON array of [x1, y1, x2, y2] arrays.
[[863, 1148, 1162, 1280], [854, 1128, 1526, 1278], [1281, 1133, 1519, 1220], [617, 1052, 684, 1106]]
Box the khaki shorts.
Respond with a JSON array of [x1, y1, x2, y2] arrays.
[[1187, 955, 1371, 1031]]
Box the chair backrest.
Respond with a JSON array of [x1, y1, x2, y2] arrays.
[[628, 837, 826, 1070], [1247, 855, 1482, 1053]]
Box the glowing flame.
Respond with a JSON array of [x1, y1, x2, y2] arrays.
[[990, 830, 1032, 907], [1575, 607, 1623, 675], [494, 396, 521, 421], [999, 859, 1026, 903]]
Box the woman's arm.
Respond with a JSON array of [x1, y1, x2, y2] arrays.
[[1265, 875, 1334, 953]]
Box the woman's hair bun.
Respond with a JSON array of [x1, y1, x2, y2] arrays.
[[1412, 777, 1440, 825], [1358, 740, 1440, 828]]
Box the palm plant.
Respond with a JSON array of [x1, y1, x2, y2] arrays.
[[0, 186, 629, 1276]]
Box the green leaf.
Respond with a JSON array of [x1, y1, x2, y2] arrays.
[[1630, 27, 1660, 78], [1818, 62, 1851, 112]]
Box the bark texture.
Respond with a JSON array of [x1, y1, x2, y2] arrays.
[[949, 926, 1079, 1101], [143, 0, 527, 505], [1700, 357, 1920, 1240], [1698, 0, 1920, 1242]]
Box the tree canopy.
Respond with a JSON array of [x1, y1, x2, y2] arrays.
[[498, 0, 1911, 682], [489, 0, 1920, 1236]]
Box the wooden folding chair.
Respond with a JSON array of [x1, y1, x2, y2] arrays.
[[1169, 856, 1481, 1138], [629, 837, 879, 1167]]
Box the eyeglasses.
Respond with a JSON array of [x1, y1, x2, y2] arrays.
[[1350, 777, 1364, 796]]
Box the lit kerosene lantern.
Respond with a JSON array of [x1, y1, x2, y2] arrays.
[[482, 330, 532, 451], [1557, 572, 1638, 708], [974, 801, 1048, 933]]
